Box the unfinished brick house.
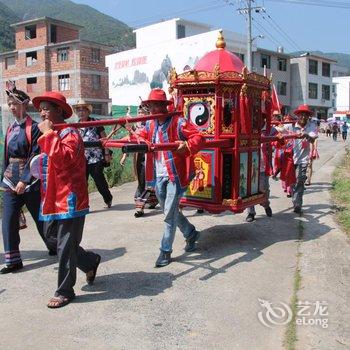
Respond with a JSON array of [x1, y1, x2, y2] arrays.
[[0, 17, 113, 131]]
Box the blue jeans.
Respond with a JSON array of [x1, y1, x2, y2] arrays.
[[155, 177, 196, 252]]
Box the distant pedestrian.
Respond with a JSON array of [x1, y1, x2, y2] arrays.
[[73, 100, 113, 208], [332, 122, 339, 141], [341, 122, 348, 141]]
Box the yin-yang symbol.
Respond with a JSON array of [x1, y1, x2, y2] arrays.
[[189, 102, 209, 126]]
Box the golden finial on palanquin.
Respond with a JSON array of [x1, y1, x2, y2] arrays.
[[216, 30, 226, 49]]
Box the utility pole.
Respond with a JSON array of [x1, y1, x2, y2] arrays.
[[237, 1, 264, 71], [247, 0, 252, 71]]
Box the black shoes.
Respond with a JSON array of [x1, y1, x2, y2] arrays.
[[246, 213, 255, 222], [48, 249, 57, 256], [265, 207, 273, 217], [196, 208, 204, 214], [0, 262, 23, 274], [155, 251, 171, 268], [185, 231, 200, 252], [293, 206, 303, 214], [86, 254, 101, 285], [134, 210, 144, 218]]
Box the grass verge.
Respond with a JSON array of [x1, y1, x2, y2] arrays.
[[331, 148, 350, 237], [283, 220, 303, 350]]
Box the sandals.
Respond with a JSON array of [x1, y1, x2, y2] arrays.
[[47, 295, 74, 309]]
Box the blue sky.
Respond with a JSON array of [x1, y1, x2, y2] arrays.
[[73, 0, 350, 54]]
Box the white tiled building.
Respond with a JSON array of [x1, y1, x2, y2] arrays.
[[290, 53, 335, 118]]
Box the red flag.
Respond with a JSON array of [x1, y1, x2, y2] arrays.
[[271, 83, 282, 114]]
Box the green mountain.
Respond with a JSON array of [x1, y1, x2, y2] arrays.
[[0, 0, 135, 51], [0, 3, 20, 51], [292, 50, 350, 68]]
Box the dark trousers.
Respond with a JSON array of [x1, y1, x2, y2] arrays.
[[332, 132, 338, 141], [342, 132, 347, 141], [292, 164, 308, 209], [44, 216, 98, 298], [2, 190, 53, 265], [86, 161, 112, 204], [134, 155, 146, 199]]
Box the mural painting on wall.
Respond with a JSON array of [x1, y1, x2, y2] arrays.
[[251, 151, 259, 194], [186, 151, 214, 200], [239, 152, 248, 198]]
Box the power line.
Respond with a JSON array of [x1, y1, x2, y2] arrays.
[[128, 1, 228, 28], [264, 0, 350, 9]]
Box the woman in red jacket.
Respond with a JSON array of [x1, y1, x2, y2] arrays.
[[32, 91, 100, 308]]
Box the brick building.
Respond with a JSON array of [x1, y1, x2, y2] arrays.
[[0, 17, 113, 132]]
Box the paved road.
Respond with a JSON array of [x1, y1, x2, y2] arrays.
[[0, 135, 349, 350]]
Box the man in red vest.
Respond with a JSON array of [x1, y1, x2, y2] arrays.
[[134, 88, 204, 267]]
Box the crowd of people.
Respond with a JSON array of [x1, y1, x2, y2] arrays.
[[0, 83, 327, 308]]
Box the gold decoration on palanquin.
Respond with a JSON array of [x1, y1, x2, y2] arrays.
[[213, 63, 220, 78], [251, 139, 259, 146], [241, 193, 265, 203], [168, 67, 178, 83], [216, 30, 226, 50], [222, 199, 238, 206], [242, 66, 248, 80], [222, 125, 234, 133], [240, 139, 248, 146], [240, 83, 248, 96]]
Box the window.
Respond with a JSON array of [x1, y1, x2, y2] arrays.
[[92, 74, 101, 90], [260, 54, 271, 69], [58, 74, 70, 91], [26, 51, 37, 66], [92, 103, 102, 115], [25, 25, 36, 40], [309, 59, 318, 75], [26, 77, 37, 92], [277, 57, 287, 71], [322, 62, 330, 77], [277, 81, 287, 96], [50, 24, 57, 43], [332, 85, 336, 93], [91, 48, 101, 63], [309, 83, 318, 99], [177, 24, 186, 39], [322, 85, 330, 100], [233, 52, 245, 62], [5, 56, 15, 69], [57, 47, 69, 62]]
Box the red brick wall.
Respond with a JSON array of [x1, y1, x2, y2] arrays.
[[80, 73, 109, 99], [48, 46, 77, 72], [15, 22, 48, 50], [78, 44, 109, 73], [56, 25, 79, 43]]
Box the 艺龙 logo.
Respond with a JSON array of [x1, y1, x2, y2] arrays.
[[257, 298, 293, 328]]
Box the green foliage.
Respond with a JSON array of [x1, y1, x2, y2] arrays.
[[88, 149, 135, 193], [0, 2, 20, 51], [331, 149, 350, 236], [0, 0, 135, 51]]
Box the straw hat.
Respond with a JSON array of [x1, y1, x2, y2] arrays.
[[72, 99, 93, 113]]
